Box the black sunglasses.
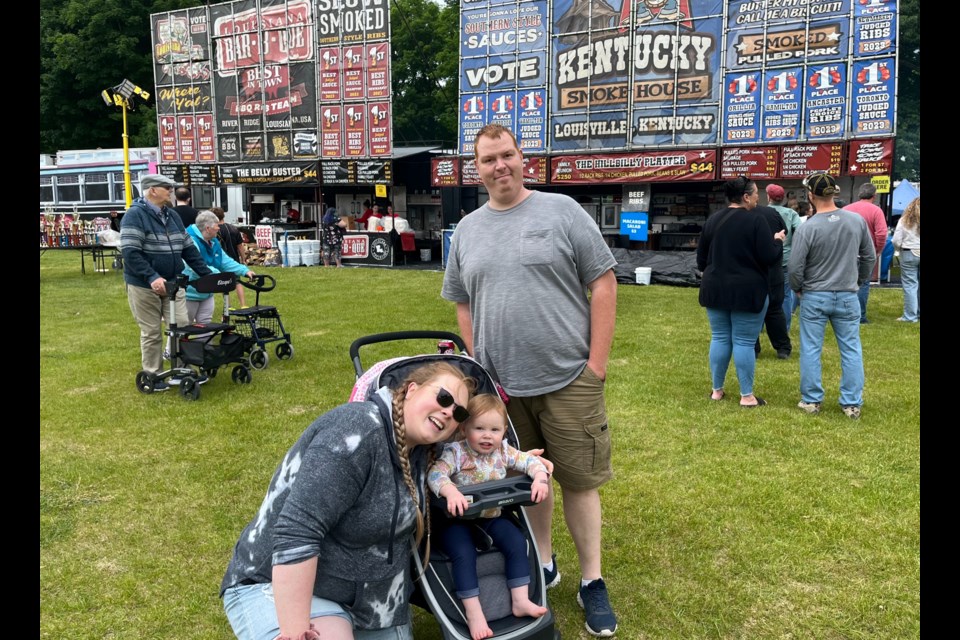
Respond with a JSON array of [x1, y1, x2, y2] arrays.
[[435, 387, 470, 423]]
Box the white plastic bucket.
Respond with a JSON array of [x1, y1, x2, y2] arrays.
[[283, 239, 302, 267], [420, 248, 432, 262], [635, 266, 652, 285], [301, 240, 321, 266]]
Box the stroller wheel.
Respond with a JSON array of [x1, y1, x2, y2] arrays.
[[135, 371, 155, 394], [179, 377, 200, 400], [249, 347, 269, 370], [232, 365, 253, 384], [276, 342, 294, 360]]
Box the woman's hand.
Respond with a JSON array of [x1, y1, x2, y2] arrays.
[[774, 229, 786, 242]]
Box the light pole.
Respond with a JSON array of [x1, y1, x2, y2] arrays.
[[101, 79, 151, 208]]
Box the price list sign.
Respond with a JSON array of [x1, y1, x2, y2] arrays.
[[720, 147, 778, 180], [778, 143, 843, 178]]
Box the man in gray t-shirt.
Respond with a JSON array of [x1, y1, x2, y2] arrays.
[[788, 173, 876, 419], [442, 124, 618, 637]]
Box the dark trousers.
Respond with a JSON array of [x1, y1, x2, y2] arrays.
[[440, 516, 530, 599], [756, 285, 791, 355]]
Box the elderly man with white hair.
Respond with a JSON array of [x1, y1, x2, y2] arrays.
[[121, 174, 213, 391], [182, 210, 256, 325]]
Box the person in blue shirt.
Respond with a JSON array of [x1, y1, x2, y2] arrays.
[[182, 210, 255, 325]]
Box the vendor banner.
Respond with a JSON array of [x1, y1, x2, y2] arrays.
[[341, 232, 393, 267], [458, 0, 899, 157], [550, 150, 717, 184], [220, 161, 319, 185], [152, 8, 215, 164]]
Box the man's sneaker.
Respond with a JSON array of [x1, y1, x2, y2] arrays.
[[777, 350, 791, 360], [543, 554, 561, 589], [168, 375, 183, 386], [196, 374, 209, 385], [152, 380, 170, 392], [842, 405, 861, 420], [577, 578, 618, 637], [798, 401, 821, 414]]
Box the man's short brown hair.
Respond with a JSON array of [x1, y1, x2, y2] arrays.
[[473, 124, 520, 159]]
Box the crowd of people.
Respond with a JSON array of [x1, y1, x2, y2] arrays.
[[118, 124, 916, 637]]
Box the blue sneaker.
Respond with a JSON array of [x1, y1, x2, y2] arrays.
[[543, 554, 560, 589], [577, 578, 618, 637]]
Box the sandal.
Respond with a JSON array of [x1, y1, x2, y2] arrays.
[[740, 397, 767, 408], [709, 390, 725, 401]]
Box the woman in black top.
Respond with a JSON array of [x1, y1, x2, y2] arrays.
[[697, 177, 785, 407]]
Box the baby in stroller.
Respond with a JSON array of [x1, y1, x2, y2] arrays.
[[428, 393, 551, 640]]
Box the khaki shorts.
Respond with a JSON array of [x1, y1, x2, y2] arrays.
[[506, 366, 613, 491]]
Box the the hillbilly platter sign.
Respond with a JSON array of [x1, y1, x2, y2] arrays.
[[458, 0, 898, 154]]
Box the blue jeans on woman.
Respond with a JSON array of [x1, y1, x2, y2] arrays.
[[798, 291, 864, 407], [706, 298, 768, 397], [441, 516, 531, 599], [899, 250, 920, 321]]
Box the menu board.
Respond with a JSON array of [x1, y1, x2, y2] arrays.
[[431, 157, 460, 187], [778, 143, 843, 178], [720, 147, 779, 180], [321, 160, 393, 185]]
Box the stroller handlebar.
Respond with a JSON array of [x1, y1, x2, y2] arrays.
[[350, 331, 467, 376], [431, 475, 537, 519]]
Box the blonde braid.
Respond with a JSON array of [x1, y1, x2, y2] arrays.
[[391, 391, 425, 545]]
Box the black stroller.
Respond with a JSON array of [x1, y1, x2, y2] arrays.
[[349, 331, 560, 640], [135, 273, 253, 400], [224, 274, 294, 371]]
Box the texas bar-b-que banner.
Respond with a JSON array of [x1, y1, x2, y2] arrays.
[[210, 0, 318, 162]]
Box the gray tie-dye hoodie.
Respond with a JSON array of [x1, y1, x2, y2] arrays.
[[220, 388, 428, 629]]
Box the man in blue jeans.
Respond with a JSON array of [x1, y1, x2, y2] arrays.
[[788, 173, 877, 419]]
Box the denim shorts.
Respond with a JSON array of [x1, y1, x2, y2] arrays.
[[222, 582, 412, 640]]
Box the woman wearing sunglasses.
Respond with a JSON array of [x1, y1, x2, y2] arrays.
[[221, 361, 476, 640]]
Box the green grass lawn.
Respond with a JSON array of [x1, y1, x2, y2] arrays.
[[39, 252, 920, 639]]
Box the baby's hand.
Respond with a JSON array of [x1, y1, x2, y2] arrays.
[[441, 486, 470, 516], [530, 470, 550, 503], [530, 480, 548, 503]]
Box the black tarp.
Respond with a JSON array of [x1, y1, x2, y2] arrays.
[[611, 249, 701, 287]]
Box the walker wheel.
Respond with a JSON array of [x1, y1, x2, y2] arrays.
[[232, 365, 252, 384], [249, 347, 269, 370], [179, 377, 200, 401], [136, 371, 155, 394], [276, 342, 294, 360]]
